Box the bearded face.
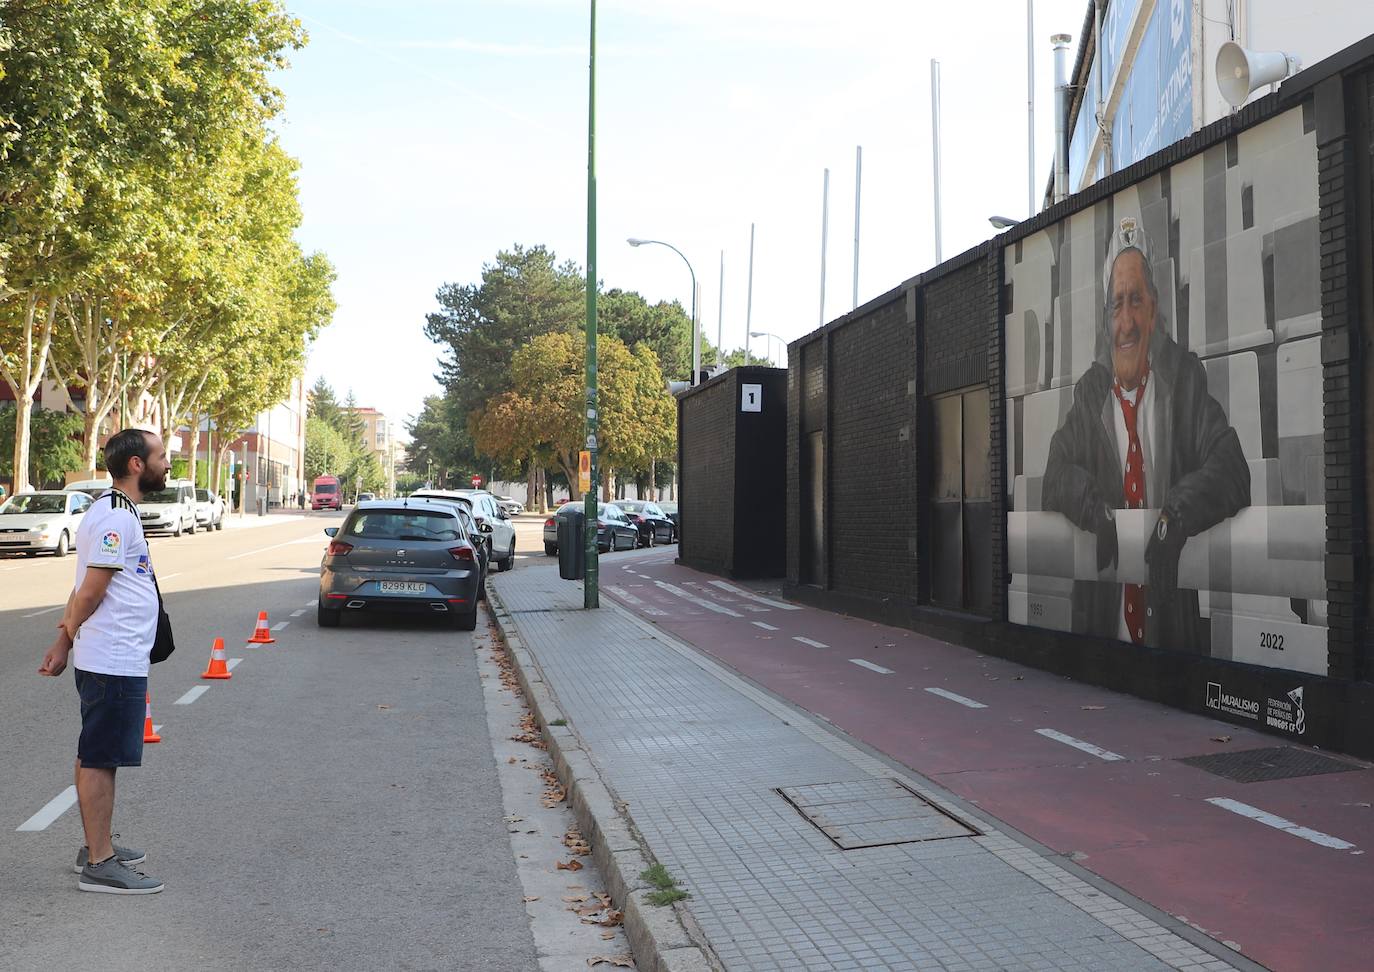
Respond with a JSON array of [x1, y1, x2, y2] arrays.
[[135, 433, 171, 493]]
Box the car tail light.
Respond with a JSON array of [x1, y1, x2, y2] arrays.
[[449, 544, 476, 562], [631, 515, 644, 523], [544, 518, 555, 527], [327, 540, 353, 556]]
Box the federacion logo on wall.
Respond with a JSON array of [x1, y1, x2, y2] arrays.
[[1206, 681, 1307, 735]]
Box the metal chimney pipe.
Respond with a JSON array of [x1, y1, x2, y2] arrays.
[[1052, 33, 1073, 204]]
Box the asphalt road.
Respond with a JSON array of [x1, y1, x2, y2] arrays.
[[0, 511, 541, 971]]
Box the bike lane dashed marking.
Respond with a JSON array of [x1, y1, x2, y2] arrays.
[[653, 580, 743, 617], [1034, 728, 1125, 761], [708, 580, 801, 611], [924, 687, 988, 709], [849, 658, 895, 674], [752, 621, 779, 631], [792, 636, 829, 649], [1205, 798, 1359, 851], [604, 585, 668, 616]]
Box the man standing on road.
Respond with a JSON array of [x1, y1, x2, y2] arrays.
[[38, 428, 171, 894]]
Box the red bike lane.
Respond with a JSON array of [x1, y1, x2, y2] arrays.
[[600, 553, 1374, 972]]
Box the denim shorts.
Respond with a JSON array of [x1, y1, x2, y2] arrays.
[[75, 669, 148, 768]]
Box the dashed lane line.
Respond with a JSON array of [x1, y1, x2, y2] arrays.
[[290, 608, 307, 617], [708, 580, 802, 611], [22, 606, 61, 618], [226, 658, 243, 671], [17, 786, 77, 832], [752, 621, 779, 631], [924, 687, 988, 709], [604, 586, 667, 617], [227, 535, 326, 561], [271, 621, 290, 631], [1035, 728, 1125, 761], [174, 686, 210, 706], [1206, 798, 1358, 851], [653, 580, 742, 617], [793, 636, 829, 649], [849, 658, 895, 674]]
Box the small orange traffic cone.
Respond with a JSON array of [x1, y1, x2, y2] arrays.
[[246, 611, 275, 645], [201, 637, 232, 679], [143, 693, 161, 744]]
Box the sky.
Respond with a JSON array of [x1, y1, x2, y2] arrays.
[[279, 0, 1090, 439]]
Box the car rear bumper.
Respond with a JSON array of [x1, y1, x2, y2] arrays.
[[320, 568, 480, 613]]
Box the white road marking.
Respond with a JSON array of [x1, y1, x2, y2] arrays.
[[1035, 728, 1125, 761], [653, 580, 742, 617], [228, 535, 322, 561], [23, 606, 61, 618], [153, 724, 162, 733], [174, 686, 210, 705], [604, 586, 667, 616], [1206, 798, 1358, 850], [0, 564, 25, 571], [271, 621, 289, 631], [752, 621, 779, 631], [290, 608, 307, 617], [17, 786, 77, 832], [158, 572, 182, 581], [708, 580, 801, 611], [849, 658, 894, 674], [793, 636, 829, 649], [924, 687, 988, 709], [307, 599, 318, 607], [226, 658, 243, 671]]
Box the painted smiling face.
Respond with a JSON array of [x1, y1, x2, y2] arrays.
[[1108, 248, 1156, 391]]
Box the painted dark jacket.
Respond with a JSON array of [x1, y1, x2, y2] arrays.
[[1042, 330, 1250, 651]]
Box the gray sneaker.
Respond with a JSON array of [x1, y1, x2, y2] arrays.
[[78, 856, 164, 895], [74, 835, 146, 873]]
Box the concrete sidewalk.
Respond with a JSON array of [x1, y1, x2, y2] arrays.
[[488, 560, 1245, 972]]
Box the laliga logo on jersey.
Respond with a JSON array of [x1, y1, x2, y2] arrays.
[[100, 531, 121, 556]]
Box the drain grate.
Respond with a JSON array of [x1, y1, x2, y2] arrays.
[[1178, 746, 1366, 783], [778, 778, 980, 850]]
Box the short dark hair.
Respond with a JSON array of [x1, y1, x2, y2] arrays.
[[103, 429, 153, 478]]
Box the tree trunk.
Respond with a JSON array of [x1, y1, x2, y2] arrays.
[[13, 396, 34, 492], [527, 458, 537, 514], [80, 408, 103, 478], [650, 459, 656, 498], [186, 419, 201, 488]]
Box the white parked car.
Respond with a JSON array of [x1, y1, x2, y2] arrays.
[[0, 490, 92, 557], [410, 488, 517, 571], [139, 479, 197, 536], [194, 488, 226, 531], [495, 495, 525, 516], [67, 478, 114, 499]]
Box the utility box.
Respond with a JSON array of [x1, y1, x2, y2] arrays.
[[558, 509, 586, 580]]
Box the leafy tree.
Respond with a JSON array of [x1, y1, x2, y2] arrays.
[[424, 244, 585, 423], [308, 377, 343, 432], [598, 288, 696, 381], [471, 333, 675, 496], [0, 404, 82, 489], [340, 390, 368, 448], [405, 394, 479, 487], [305, 416, 350, 481]]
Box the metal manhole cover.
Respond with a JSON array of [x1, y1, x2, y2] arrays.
[[1178, 746, 1366, 783], [777, 778, 980, 849]]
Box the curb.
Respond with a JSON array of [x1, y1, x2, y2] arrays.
[[485, 585, 719, 972]]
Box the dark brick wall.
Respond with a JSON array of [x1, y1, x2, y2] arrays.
[[923, 261, 992, 396], [732, 368, 789, 578], [1361, 68, 1374, 681], [678, 376, 735, 570], [786, 345, 802, 585], [828, 294, 917, 599]]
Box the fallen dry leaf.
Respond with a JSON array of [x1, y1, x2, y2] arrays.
[[600, 931, 615, 940], [376, 704, 390, 710], [586, 956, 633, 968], [1081, 705, 1106, 711], [1211, 735, 1232, 743], [556, 859, 584, 871], [522, 896, 540, 903]]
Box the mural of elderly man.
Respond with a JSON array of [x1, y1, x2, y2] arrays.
[[1042, 218, 1250, 652]]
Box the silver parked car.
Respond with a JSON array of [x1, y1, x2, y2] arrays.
[[0, 490, 92, 557], [194, 489, 226, 531], [495, 494, 524, 516], [317, 499, 482, 630]]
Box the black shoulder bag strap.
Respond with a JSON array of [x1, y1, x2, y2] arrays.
[[107, 489, 176, 664]]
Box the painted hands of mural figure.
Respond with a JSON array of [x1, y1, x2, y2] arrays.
[[1144, 508, 1187, 604]]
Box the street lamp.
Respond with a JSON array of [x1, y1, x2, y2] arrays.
[[988, 215, 1019, 229], [627, 237, 699, 385], [749, 331, 785, 367]]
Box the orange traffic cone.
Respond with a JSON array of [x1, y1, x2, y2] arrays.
[[201, 637, 232, 679], [246, 611, 275, 645], [143, 693, 161, 744]]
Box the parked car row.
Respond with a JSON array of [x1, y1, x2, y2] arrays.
[[0, 480, 227, 556], [542, 500, 678, 556]]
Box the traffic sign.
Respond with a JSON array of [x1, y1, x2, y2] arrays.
[[470, 475, 482, 487]]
